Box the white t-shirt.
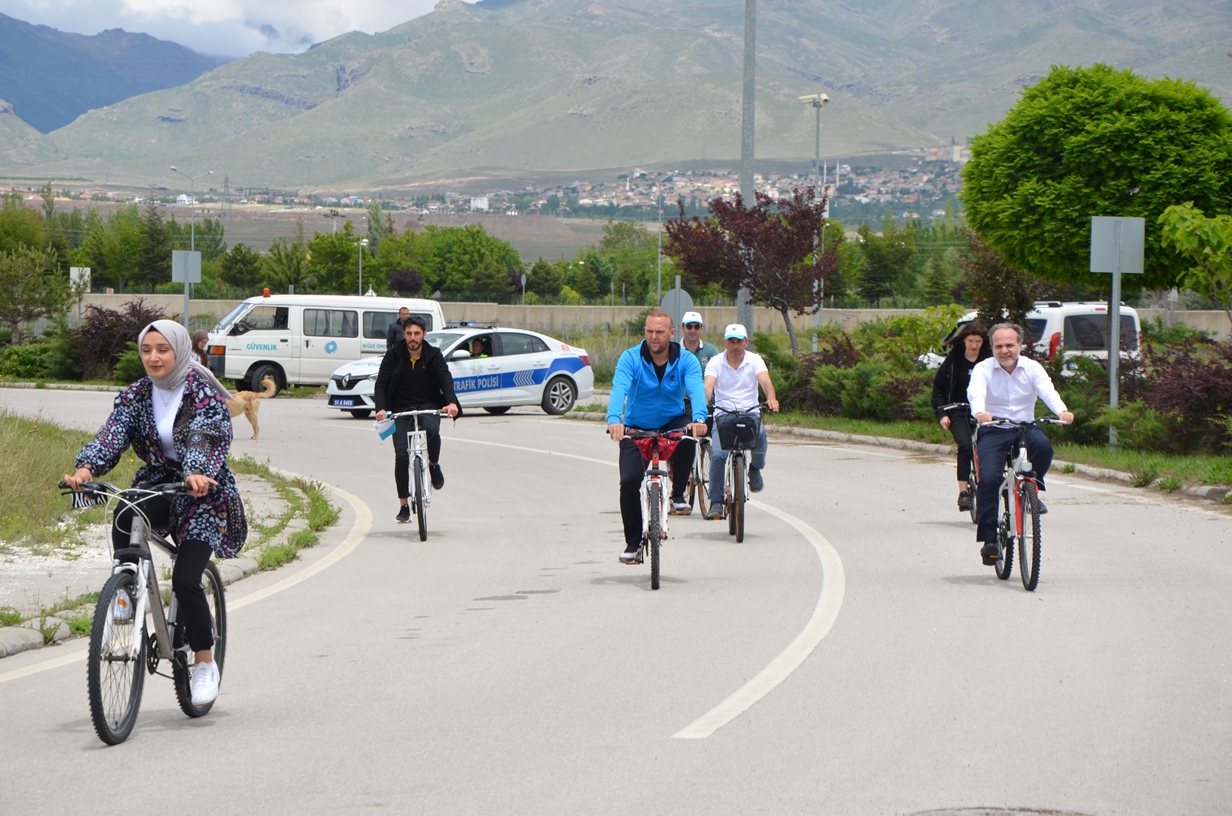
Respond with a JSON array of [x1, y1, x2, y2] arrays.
[[151, 383, 185, 462], [705, 351, 768, 414]]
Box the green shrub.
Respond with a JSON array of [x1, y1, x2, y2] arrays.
[[0, 342, 46, 379], [812, 359, 929, 421], [112, 343, 147, 384], [1156, 476, 1183, 492], [1199, 460, 1232, 486]]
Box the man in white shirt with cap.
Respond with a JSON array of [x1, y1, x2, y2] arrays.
[[702, 323, 779, 518]]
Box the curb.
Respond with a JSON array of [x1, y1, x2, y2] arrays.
[[1, 382, 120, 392]]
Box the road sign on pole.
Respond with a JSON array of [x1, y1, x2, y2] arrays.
[[172, 250, 202, 327], [1090, 216, 1144, 446]]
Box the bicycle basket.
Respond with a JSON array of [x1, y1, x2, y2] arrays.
[[717, 413, 758, 450]]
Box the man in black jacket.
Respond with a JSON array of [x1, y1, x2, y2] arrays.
[[385, 307, 410, 349], [375, 315, 459, 523]]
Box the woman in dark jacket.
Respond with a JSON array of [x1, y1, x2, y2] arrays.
[[64, 319, 245, 707], [930, 322, 991, 511]]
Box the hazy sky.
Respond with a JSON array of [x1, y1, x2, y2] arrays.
[[0, 0, 478, 57]]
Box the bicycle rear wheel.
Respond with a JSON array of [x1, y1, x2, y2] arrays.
[[414, 458, 428, 542], [87, 571, 146, 745], [647, 481, 662, 590], [1018, 481, 1042, 591], [173, 560, 227, 718], [732, 455, 746, 542], [994, 486, 1014, 580]]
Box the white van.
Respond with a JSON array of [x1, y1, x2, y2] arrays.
[[206, 294, 445, 392]]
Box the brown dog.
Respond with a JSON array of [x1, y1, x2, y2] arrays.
[[227, 377, 276, 440]]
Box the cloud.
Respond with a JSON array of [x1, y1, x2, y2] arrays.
[[0, 0, 473, 57]]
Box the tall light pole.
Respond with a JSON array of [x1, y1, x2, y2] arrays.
[[169, 166, 213, 252], [358, 238, 369, 295], [800, 92, 829, 352], [738, 0, 756, 345]]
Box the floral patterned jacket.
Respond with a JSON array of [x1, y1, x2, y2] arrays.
[[75, 370, 248, 558]]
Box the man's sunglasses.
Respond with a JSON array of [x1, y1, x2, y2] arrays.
[[683, 323, 702, 329]]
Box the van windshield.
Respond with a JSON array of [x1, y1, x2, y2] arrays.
[[214, 303, 250, 333]]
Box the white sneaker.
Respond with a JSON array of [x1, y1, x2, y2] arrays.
[[190, 660, 220, 705], [112, 588, 132, 622], [669, 500, 692, 515]]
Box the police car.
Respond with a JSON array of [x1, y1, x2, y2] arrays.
[[325, 326, 594, 417]]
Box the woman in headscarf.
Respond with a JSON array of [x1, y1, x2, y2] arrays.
[[63, 319, 246, 707], [191, 329, 209, 366], [930, 322, 991, 512]]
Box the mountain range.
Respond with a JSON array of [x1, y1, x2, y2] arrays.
[[1, 0, 1229, 193]]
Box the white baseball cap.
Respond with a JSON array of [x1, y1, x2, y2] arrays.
[[724, 323, 748, 340], [681, 311, 703, 326]]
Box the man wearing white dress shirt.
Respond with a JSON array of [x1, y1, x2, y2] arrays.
[[968, 323, 1075, 565]]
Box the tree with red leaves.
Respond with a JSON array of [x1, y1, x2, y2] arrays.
[[663, 188, 836, 355]]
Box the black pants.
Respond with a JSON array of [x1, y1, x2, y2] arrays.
[[393, 411, 442, 499], [974, 425, 1053, 544], [618, 415, 694, 549], [946, 411, 976, 483], [111, 494, 215, 653]]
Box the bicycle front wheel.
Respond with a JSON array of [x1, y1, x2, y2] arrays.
[[414, 458, 428, 542], [694, 441, 711, 517], [1018, 481, 1042, 591], [967, 477, 978, 524], [647, 481, 662, 590], [732, 454, 746, 543], [994, 486, 1014, 581], [87, 571, 146, 745]]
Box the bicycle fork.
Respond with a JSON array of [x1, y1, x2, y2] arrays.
[[642, 469, 670, 542]]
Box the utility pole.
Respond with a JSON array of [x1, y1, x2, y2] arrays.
[[738, 0, 756, 345]]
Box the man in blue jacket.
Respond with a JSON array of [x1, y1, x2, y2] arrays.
[[607, 309, 708, 564]]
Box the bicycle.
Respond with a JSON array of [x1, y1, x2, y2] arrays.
[[385, 408, 444, 542], [624, 428, 695, 590], [972, 416, 1066, 591], [937, 401, 978, 524], [712, 403, 768, 543], [58, 480, 227, 745], [684, 432, 712, 518]]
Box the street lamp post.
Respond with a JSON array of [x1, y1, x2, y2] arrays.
[[169, 166, 213, 253], [799, 93, 829, 352], [358, 238, 369, 295], [170, 166, 212, 327]]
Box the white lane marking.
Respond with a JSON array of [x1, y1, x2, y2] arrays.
[[457, 434, 846, 740], [0, 468, 370, 685], [451, 435, 616, 468], [673, 499, 845, 739]]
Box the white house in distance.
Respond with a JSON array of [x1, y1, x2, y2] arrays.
[[470, 196, 489, 212], [176, 194, 196, 205]]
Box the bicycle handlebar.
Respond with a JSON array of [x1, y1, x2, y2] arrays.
[[59, 480, 195, 496], [712, 402, 772, 415], [980, 415, 1069, 427]]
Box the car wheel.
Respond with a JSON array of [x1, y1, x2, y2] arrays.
[[482, 406, 511, 415], [541, 377, 576, 415], [249, 364, 283, 397], [349, 409, 372, 419]]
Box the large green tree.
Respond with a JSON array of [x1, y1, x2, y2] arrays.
[[0, 244, 70, 343], [963, 63, 1232, 291], [1158, 202, 1232, 330]]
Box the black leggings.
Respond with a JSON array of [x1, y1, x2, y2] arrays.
[[111, 495, 216, 653]]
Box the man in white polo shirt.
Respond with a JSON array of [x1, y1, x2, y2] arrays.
[[968, 322, 1074, 565], [701, 323, 779, 519]]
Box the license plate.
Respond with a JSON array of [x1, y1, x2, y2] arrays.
[[331, 398, 356, 407]]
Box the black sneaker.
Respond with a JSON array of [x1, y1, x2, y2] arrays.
[[748, 466, 764, 492], [429, 463, 445, 490], [957, 491, 972, 512], [980, 541, 999, 565], [1037, 499, 1048, 514], [619, 544, 643, 565], [396, 505, 411, 524]]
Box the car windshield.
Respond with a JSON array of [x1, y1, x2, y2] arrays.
[[425, 332, 464, 350]]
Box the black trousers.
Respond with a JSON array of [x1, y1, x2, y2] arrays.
[[618, 415, 694, 549], [111, 494, 215, 652], [946, 410, 976, 483], [393, 411, 442, 499]]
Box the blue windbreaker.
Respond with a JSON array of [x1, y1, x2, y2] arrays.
[[607, 340, 707, 429]]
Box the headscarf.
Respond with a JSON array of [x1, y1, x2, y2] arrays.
[[137, 319, 231, 399]]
